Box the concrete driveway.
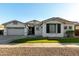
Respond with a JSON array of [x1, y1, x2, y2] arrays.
[[0, 35, 26, 44]]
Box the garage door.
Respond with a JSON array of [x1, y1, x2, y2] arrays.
[[7, 27, 24, 35]]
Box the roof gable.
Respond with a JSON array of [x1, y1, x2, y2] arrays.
[[2, 20, 24, 25], [42, 17, 74, 24], [25, 20, 41, 25]]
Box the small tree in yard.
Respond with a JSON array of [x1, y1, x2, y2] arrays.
[[65, 30, 74, 37]]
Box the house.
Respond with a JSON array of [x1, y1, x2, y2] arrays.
[[74, 22, 79, 36], [0, 25, 4, 35], [2, 17, 75, 37]]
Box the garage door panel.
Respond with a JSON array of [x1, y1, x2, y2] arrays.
[[7, 28, 24, 35]]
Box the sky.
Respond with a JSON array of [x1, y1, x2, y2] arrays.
[[0, 3, 79, 24]]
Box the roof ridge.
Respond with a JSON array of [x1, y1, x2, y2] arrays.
[[2, 20, 24, 25]]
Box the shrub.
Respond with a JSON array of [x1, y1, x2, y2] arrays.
[[65, 30, 74, 37]]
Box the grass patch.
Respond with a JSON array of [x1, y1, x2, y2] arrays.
[[10, 37, 79, 43]]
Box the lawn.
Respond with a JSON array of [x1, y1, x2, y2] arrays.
[[10, 37, 79, 43]]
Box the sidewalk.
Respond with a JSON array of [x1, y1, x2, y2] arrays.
[[0, 43, 79, 47]]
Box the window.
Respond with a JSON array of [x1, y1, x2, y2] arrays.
[[69, 26, 72, 29], [46, 24, 61, 33], [57, 24, 61, 33], [46, 24, 56, 33], [64, 26, 67, 29], [46, 24, 49, 33], [49, 24, 56, 33]]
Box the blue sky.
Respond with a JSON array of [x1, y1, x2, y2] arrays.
[[0, 3, 79, 24]]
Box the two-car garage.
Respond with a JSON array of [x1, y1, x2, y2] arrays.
[[3, 20, 26, 36], [7, 27, 24, 35]]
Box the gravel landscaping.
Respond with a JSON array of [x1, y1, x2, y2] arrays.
[[0, 47, 79, 56]]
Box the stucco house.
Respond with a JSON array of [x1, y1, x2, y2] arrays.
[[0, 25, 4, 35], [2, 17, 76, 37]]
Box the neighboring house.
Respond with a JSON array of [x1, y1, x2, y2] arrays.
[[74, 23, 79, 36], [0, 25, 4, 35], [2, 17, 76, 37]]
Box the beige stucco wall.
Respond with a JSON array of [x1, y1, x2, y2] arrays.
[[35, 25, 42, 36], [4, 28, 7, 35]]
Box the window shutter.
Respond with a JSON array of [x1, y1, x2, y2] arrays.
[[46, 24, 49, 33], [57, 24, 61, 33]]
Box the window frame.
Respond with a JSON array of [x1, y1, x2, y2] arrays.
[[46, 23, 61, 33]]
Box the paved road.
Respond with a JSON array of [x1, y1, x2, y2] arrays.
[[0, 36, 26, 44]]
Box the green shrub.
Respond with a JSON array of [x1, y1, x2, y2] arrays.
[[65, 30, 74, 37]]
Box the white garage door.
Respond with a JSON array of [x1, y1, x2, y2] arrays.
[[7, 27, 24, 35]]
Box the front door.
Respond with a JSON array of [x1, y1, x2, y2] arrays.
[[0, 30, 4, 35], [28, 27, 35, 35]]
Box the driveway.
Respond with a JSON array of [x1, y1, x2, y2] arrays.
[[0, 35, 26, 44]]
